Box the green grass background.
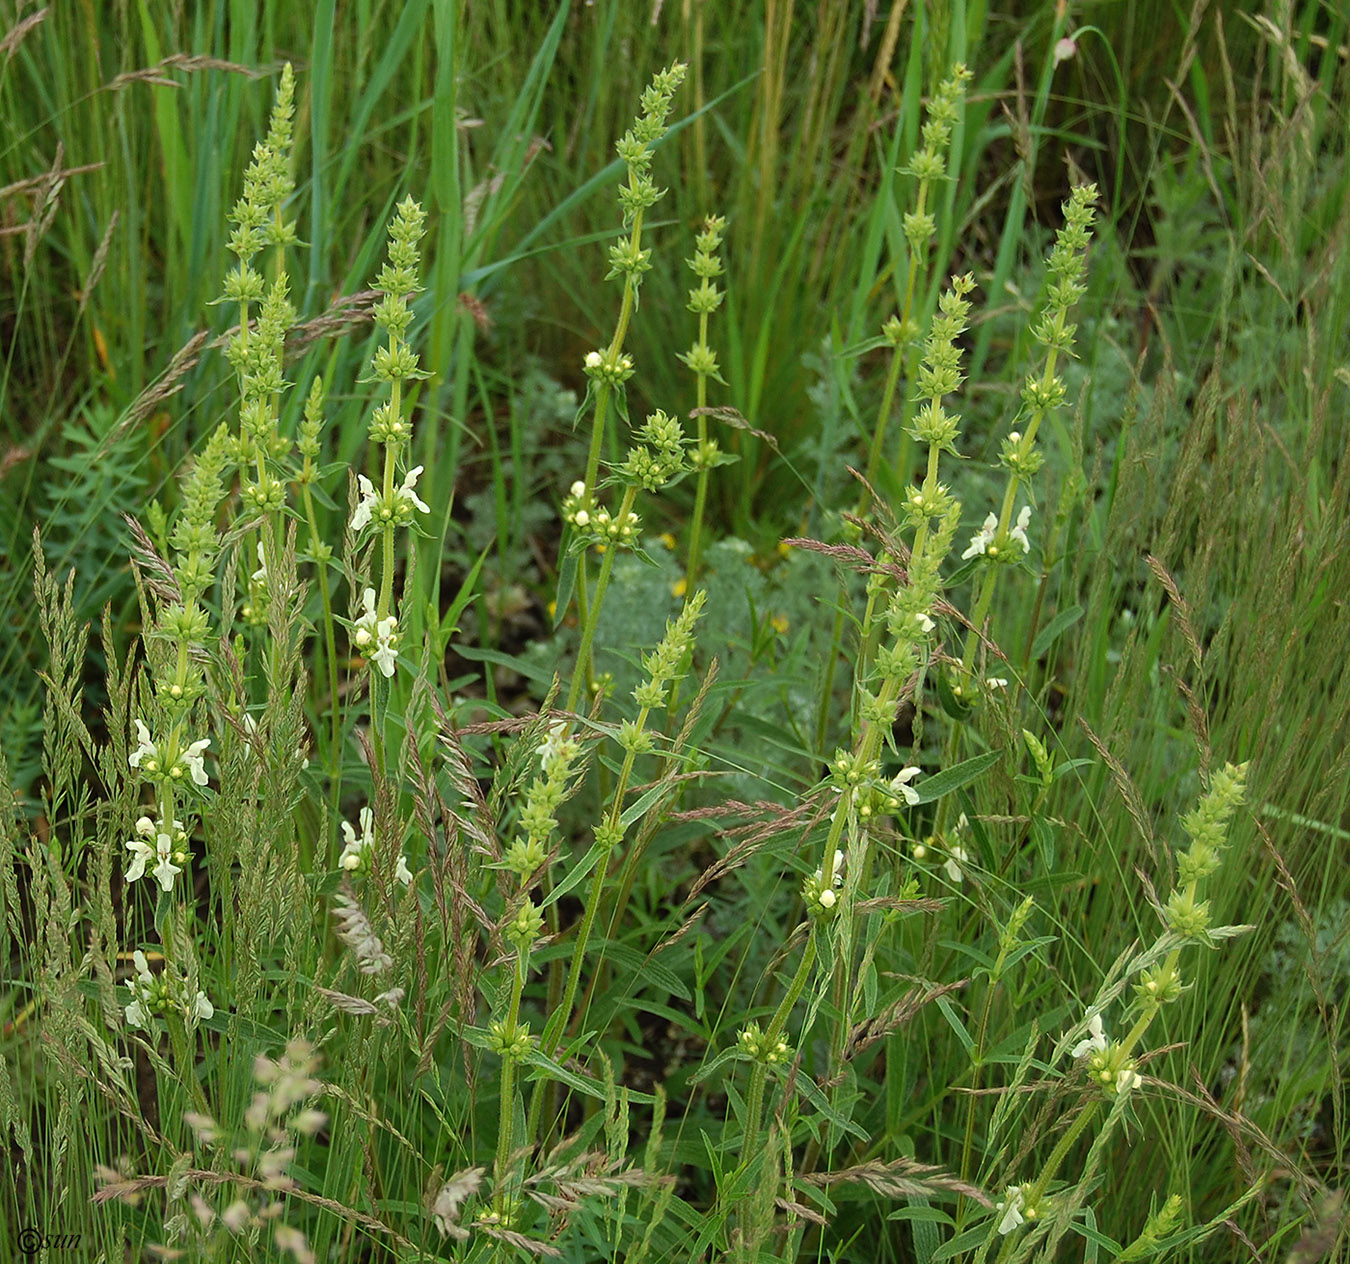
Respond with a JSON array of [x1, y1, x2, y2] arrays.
[[1, 1, 1347, 1260]]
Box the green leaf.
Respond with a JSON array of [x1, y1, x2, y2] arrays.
[[687, 1044, 743, 1086], [931, 1224, 993, 1261], [553, 549, 578, 630], [523, 1047, 656, 1105], [619, 777, 675, 829], [1030, 602, 1084, 659], [602, 941, 692, 1003], [935, 670, 975, 721], [793, 1072, 868, 1142], [935, 995, 974, 1053], [894, 1196, 946, 1264], [539, 837, 603, 910], [912, 750, 1002, 805], [457, 644, 556, 687], [433, 544, 488, 657]]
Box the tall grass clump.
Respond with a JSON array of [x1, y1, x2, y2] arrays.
[[2, 6, 1346, 1263]]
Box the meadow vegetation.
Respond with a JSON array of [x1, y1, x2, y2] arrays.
[[1, 2, 1346, 1261]]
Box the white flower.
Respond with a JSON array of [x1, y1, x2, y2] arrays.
[[129, 720, 157, 771], [353, 587, 378, 648], [818, 888, 837, 909], [916, 611, 935, 633], [570, 480, 586, 499], [190, 990, 214, 1022], [397, 465, 430, 515], [353, 588, 399, 677], [1071, 1012, 1108, 1059], [340, 807, 376, 871], [889, 766, 922, 806], [538, 722, 565, 766], [987, 677, 1009, 690], [584, 350, 603, 370], [961, 512, 998, 560], [151, 834, 182, 891], [181, 737, 210, 787], [371, 618, 400, 677], [350, 474, 380, 532], [943, 844, 969, 884], [252, 541, 268, 584], [127, 816, 188, 891], [340, 806, 412, 884], [1009, 504, 1032, 553], [1116, 1066, 1139, 1095], [997, 1185, 1026, 1235], [124, 950, 156, 1029]]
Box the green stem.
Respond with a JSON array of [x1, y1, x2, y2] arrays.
[[565, 486, 636, 714], [958, 340, 1060, 682], [686, 324, 711, 584], [493, 956, 527, 1213], [737, 930, 818, 1171], [1026, 1098, 1101, 1206], [300, 482, 342, 786]]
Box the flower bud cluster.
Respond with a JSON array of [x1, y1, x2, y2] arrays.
[[504, 898, 545, 952], [900, 479, 956, 529], [737, 1021, 791, 1067], [369, 198, 428, 403], [899, 64, 972, 186], [616, 409, 690, 491], [882, 313, 920, 351], [1160, 761, 1247, 942], [898, 65, 971, 254], [690, 437, 723, 470], [679, 214, 727, 375], [1133, 960, 1183, 1007], [999, 429, 1045, 479], [583, 349, 636, 388], [222, 68, 298, 503], [222, 64, 297, 305], [612, 63, 686, 229], [907, 275, 976, 455], [167, 425, 233, 609], [1163, 886, 1212, 940], [632, 590, 707, 711], [502, 723, 583, 880], [488, 1018, 533, 1062], [1022, 728, 1054, 787], [295, 377, 326, 467], [1014, 185, 1098, 444], [802, 863, 844, 920], [870, 506, 953, 698], [830, 748, 880, 792], [1176, 761, 1247, 884]]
